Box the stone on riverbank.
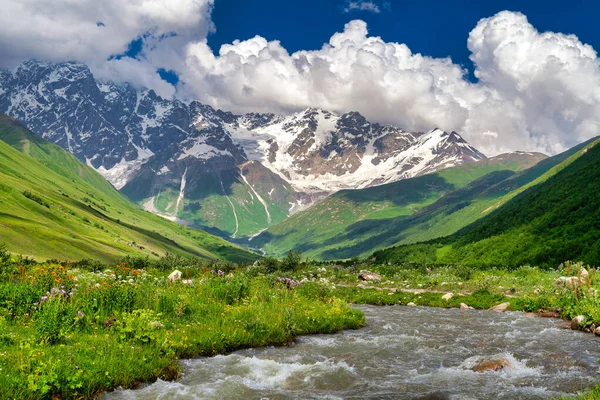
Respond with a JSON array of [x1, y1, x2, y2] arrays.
[[358, 270, 381, 282], [489, 302, 510, 312], [407, 302, 417, 307], [571, 315, 586, 330], [442, 293, 453, 301], [460, 303, 474, 310], [553, 267, 589, 288]]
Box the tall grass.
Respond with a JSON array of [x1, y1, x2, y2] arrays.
[[0, 255, 364, 399]]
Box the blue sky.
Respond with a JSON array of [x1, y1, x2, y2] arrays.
[[210, 0, 596, 81], [2, 0, 600, 154]]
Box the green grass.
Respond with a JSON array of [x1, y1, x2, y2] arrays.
[[256, 152, 547, 260], [375, 137, 600, 268], [0, 115, 257, 263], [0, 257, 364, 399]]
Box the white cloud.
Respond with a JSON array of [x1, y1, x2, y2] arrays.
[[344, 1, 381, 13], [177, 12, 600, 155], [1, 4, 599, 156], [0, 0, 213, 96]]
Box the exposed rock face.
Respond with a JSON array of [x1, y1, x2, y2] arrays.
[[358, 270, 382, 282], [489, 302, 511, 312], [0, 60, 488, 238], [472, 359, 511, 373]]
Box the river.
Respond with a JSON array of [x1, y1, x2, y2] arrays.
[[104, 305, 600, 399]]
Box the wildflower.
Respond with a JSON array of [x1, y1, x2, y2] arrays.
[[218, 270, 224, 275], [78, 310, 85, 318], [41, 296, 48, 302]]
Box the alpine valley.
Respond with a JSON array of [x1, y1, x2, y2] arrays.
[[0, 60, 489, 240]]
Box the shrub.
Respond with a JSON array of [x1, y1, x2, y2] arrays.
[[22, 191, 50, 208], [0, 243, 10, 264], [280, 250, 302, 272], [34, 297, 73, 344], [117, 309, 164, 344]]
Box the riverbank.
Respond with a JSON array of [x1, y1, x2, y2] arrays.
[[0, 257, 364, 399], [2, 251, 600, 399]]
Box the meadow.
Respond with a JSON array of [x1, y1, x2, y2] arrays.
[[3, 245, 600, 399], [0, 247, 363, 399]]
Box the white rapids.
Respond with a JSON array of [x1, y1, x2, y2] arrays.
[[104, 305, 600, 399]]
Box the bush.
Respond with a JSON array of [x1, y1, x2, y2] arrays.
[[280, 250, 302, 272], [34, 297, 73, 344], [22, 191, 50, 208], [117, 309, 164, 344], [0, 243, 10, 264]]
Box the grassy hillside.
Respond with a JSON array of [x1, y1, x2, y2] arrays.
[[375, 137, 600, 268], [0, 115, 257, 263], [255, 152, 547, 259], [123, 160, 298, 239]]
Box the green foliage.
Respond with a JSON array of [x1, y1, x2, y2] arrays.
[[280, 250, 302, 271], [117, 309, 165, 344], [376, 140, 600, 269], [22, 190, 50, 208], [258, 152, 548, 260], [0, 243, 10, 263], [34, 297, 72, 344], [0, 115, 258, 263], [0, 257, 364, 399]]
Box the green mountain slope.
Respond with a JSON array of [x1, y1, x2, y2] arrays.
[[0, 115, 258, 263], [254, 152, 547, 259], [122, 160, 299, 238], [374, 137, 600, 268]]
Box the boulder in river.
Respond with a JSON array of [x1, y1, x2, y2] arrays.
[[358, 270, 381, 282], [472, 359, 511, 373], [414, 392, 451, 400], [442, 293, 453, 301], [571, 315, 586, 330], [489, 302, 511, 312], [594, 326, 600, 336]]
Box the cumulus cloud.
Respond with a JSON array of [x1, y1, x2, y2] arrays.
[[344, 1, 381, 13], [0, 4, 599, 155], [0, 0, 214, 97], [178, 12, 600, 155]]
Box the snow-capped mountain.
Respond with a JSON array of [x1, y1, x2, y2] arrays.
[[0, 60, 486, 237], [228, 108, 484, 193]]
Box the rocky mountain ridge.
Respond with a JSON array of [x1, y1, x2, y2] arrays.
[[0, 60, 487, 237]]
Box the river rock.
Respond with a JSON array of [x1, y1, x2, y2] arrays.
[[460, 303, 474, 310], [358, 270, 381, 282], [407, 302, 417, 307], [414, 392, 451, 400], [489, 302, 510, 312], [537, 311, 560, 318], [571, 315, 586, 330], [472, 359, 511, 373], [594, 327, 600, 336], [442, 293, 453, 301], [554, 267, 589, 288], [168, 269, 182, 283]]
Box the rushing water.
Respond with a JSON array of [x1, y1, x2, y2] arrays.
[[104, 305, 600, 399]]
